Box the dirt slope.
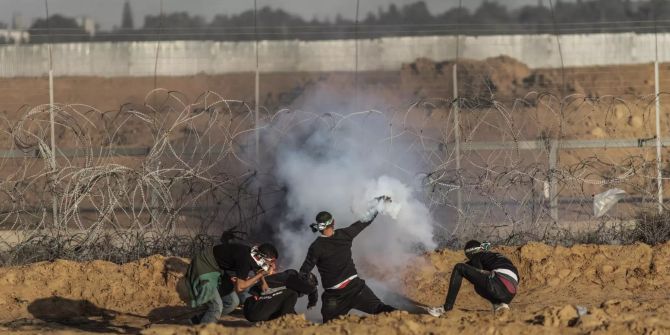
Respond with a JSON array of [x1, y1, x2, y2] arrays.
[[0, 242, 669, 334]]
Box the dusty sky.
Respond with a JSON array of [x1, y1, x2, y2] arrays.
[[1, 0, 567, 30]]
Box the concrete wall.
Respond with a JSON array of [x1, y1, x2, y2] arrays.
[[2, 32, 670, 77]]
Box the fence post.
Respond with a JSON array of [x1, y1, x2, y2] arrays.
[[45, 0, 58, 229], [152, 0, 163, 89], [453, 63, 462, 222], [453, 7, 463, 226], [254, 0, 260, 165], [549, 140, 559, 222], [150, 160, 160, 229], [49, 69, 58, 228], [655, 61, 664, 213]]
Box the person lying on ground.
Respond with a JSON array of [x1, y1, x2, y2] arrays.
[[243, 267, 318, 322], [299, 196, 397, 323], [185, 242, 278, 324], [426, 240, 519, 317]]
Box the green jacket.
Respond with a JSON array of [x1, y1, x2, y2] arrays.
[[186, 246, 222, 307]]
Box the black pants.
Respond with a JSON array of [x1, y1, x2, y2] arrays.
[[243, 290, 299, 322], [443, 263, 515, 310], [321, 278, 396, 323]]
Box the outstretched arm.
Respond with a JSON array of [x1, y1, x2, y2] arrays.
[[339, 218, 375, 239], [341, 195, 391, 239], [234, 270, 266, 292]]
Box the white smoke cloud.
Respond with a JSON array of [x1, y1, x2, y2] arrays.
[[255, 109, 437, 321], [265, 109, 436, 283]]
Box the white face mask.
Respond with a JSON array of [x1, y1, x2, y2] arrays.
[[310, 218, 334, 233], [465, 242, 491, 258], [250, 246, 273, 272]]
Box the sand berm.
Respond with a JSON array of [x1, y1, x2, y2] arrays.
[[0, 242, 669, 334]]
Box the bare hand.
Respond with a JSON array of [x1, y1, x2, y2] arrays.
[[267, 262, 277, 275], [260, 276, 270, 292]]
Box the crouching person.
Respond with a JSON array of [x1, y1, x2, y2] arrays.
[[186, 242, 278, 324], [243, 269, 318, 322], [428, 240, 519, 316]]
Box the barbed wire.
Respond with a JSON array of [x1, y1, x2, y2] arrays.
[[0, 83, 666, 265]]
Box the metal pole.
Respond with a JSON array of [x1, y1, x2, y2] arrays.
[[354, 0, 360, 111], [454, 0, 463, 223], [149, 161, 160, 228], [254, 67, 259, 163], [453, 64, 462, 219], [254, 0, 260, 164], [49, 71, 55, 163], [153, 0, 163, 89], [45, 0, 58, 228], [149, 0, 164, 230], [655, 61, 663, 213], [654, 17, 663, 213], [549, 140, 559, 222], [548, 0, 566, 95], [49, 70, 57, 226]]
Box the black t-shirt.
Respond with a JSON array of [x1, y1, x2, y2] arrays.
[[467, 252, 519, 278], [299, 219, 373, 289], [249, 269, 316, 297], [213, 243, 259, 294]]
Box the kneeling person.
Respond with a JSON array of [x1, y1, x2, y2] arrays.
[[243, 269, 318, 322], [186, 242, 278, 324], [428, 240, 519, 316], [300, 196, 397, 323]]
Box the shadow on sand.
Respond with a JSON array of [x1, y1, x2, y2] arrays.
[[27, 296, 143, 334], [147, 305, 253, 327]]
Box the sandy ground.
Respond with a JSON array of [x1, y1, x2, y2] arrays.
[[0, 242, 669, 334]]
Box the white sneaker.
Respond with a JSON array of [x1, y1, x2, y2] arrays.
[[493, 303, 510, 312], [426, 306, 445, 317]]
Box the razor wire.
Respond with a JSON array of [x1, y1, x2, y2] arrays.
[[0, 89, 268, 264], [0, 85, 666, 264]]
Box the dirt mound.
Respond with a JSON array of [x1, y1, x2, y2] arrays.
[[399, 56, 657, 100], [0, 255, 188, 322], [404, 242, 670, 307], [1, 243, 670, 334], [400, 56, 532, 98]]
